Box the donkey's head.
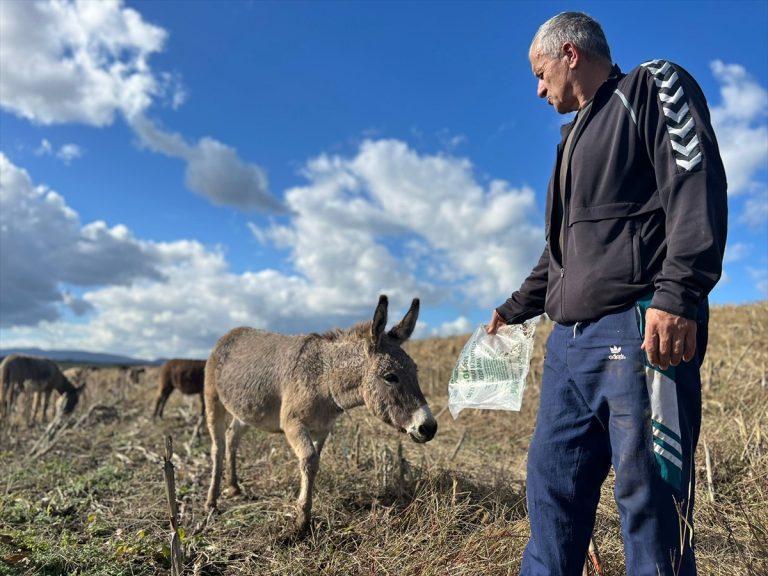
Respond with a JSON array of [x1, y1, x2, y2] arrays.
[[60, 379, 85, 415], [361, 295, 437, 444]]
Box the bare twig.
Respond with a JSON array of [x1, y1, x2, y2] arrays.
[[354, 425, 361, 467], [450, 429, 467, 461], [588, 537, 604, 575], [163, 435, 184, 576], [704, 441, 715, 503]]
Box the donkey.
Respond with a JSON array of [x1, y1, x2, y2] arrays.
[[205, 295, 437, 536], [0, 354, 83, 425], [153, 359, 206, 419]]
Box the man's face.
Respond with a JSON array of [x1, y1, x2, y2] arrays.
[[530, 50, 577, 114]]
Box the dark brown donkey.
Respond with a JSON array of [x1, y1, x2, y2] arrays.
[[0, 354, 83, 425], [205, 295, 437, 537], [153, 359, 206, 419]]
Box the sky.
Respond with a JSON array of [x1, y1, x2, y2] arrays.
[[1, 0, 766, 361]]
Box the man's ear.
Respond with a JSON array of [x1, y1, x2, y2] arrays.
[[562, 42, 579, 68]]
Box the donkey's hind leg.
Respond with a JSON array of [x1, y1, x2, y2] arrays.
[[205, 395, 228, 510], [225, 418, 248, 496], [153, 385, 173, 419]]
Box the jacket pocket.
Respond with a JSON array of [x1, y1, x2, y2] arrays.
[[568, 193, 662, 224]]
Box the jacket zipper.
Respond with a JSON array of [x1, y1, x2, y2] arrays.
[[558, 99, 597, 324]]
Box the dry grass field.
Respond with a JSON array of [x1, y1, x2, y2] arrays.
[[1, 302, 766, 575]]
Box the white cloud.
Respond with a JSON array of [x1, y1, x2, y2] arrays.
[[724, 242, 750, 263], [0, 0, 167, 125], [0, 1, 277, 212], [709, 61, 768, 196], [56, 143, 83, 164], [432, 316, 473, 337], [747, 267, 768, 297], [253, 139, 544, 310], [1, 139, 544, 358], [740, 189, 768, 229], [130, 113, 282, 212], [0, 155, 419, 357], [34, 139, 83, 164], [0, 235, 400, 359], [0, 154, 165, 326], [35, 139, 53, 155]]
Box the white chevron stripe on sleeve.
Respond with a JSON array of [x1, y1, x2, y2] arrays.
[[659, 86, 684, 105], [654, 70, 680, 90], [663, 102, 690, 124], [668, 117, 695, 139], [641, 60, 702, 172], [676, 153, 702, 171], [671, 135, 700, 155], [654, 61, 672, 77]]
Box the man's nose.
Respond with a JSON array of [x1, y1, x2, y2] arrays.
[[537, 80, 547, 99]]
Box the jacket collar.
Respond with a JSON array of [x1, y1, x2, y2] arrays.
[[559, 63, 624, 140]]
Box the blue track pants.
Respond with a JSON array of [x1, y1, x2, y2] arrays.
[[520, 300, 707, 575]]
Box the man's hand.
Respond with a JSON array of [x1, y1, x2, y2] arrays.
[[641, 308, 697, 370], [486, 309, 506, 334]]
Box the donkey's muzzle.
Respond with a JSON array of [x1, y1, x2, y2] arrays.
[[410, 419, 437, 443], [405, 405, 437, 443], [406, 404, 437, 443]]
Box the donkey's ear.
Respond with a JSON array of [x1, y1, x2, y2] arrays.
[[387, 298, 419, 344], [371, 294, 389, 349]]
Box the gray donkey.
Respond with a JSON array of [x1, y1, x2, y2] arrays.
[[205, 295, 437, 536]]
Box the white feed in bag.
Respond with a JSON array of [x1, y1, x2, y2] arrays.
[[448, 317, 539, 418]]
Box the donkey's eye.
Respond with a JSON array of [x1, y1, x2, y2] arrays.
[[383, 373, 399, 384]]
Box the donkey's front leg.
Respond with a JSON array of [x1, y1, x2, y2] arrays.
[[283, 422, 320, 536], [41, 390, 52, 423]]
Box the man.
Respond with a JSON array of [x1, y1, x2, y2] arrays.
[[487, 12, 727, 576]]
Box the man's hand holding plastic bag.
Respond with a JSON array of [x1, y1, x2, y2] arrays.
[[448, 316, 539, 418]]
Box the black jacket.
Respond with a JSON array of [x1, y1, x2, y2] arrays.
[[497, 61, 728, 324]]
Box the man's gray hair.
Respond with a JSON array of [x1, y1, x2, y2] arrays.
[[531, 12, 611, 62]]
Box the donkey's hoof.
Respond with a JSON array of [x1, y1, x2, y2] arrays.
[[277, 524, 310, 545], [224, 486, 242, 498]]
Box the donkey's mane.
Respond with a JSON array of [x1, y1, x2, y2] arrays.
[[314, 320, 372, 342]]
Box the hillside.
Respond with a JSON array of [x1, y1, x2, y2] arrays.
[[0, 347, 155, 366]]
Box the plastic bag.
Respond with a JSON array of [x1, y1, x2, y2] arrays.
[[448, 317, 539, 418]]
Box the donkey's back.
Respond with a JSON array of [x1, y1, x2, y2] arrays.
[[2, 354, 60, 385]]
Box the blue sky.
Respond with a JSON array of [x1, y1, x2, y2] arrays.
[[1, 0, 766, 360]]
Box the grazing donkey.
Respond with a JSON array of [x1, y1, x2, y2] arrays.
[[205, 295, 437, 536], [0, 354, 83, 425], [153, 359, 206, 419]]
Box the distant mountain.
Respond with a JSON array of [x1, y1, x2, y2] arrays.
[[0, 347, 161, 366]]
